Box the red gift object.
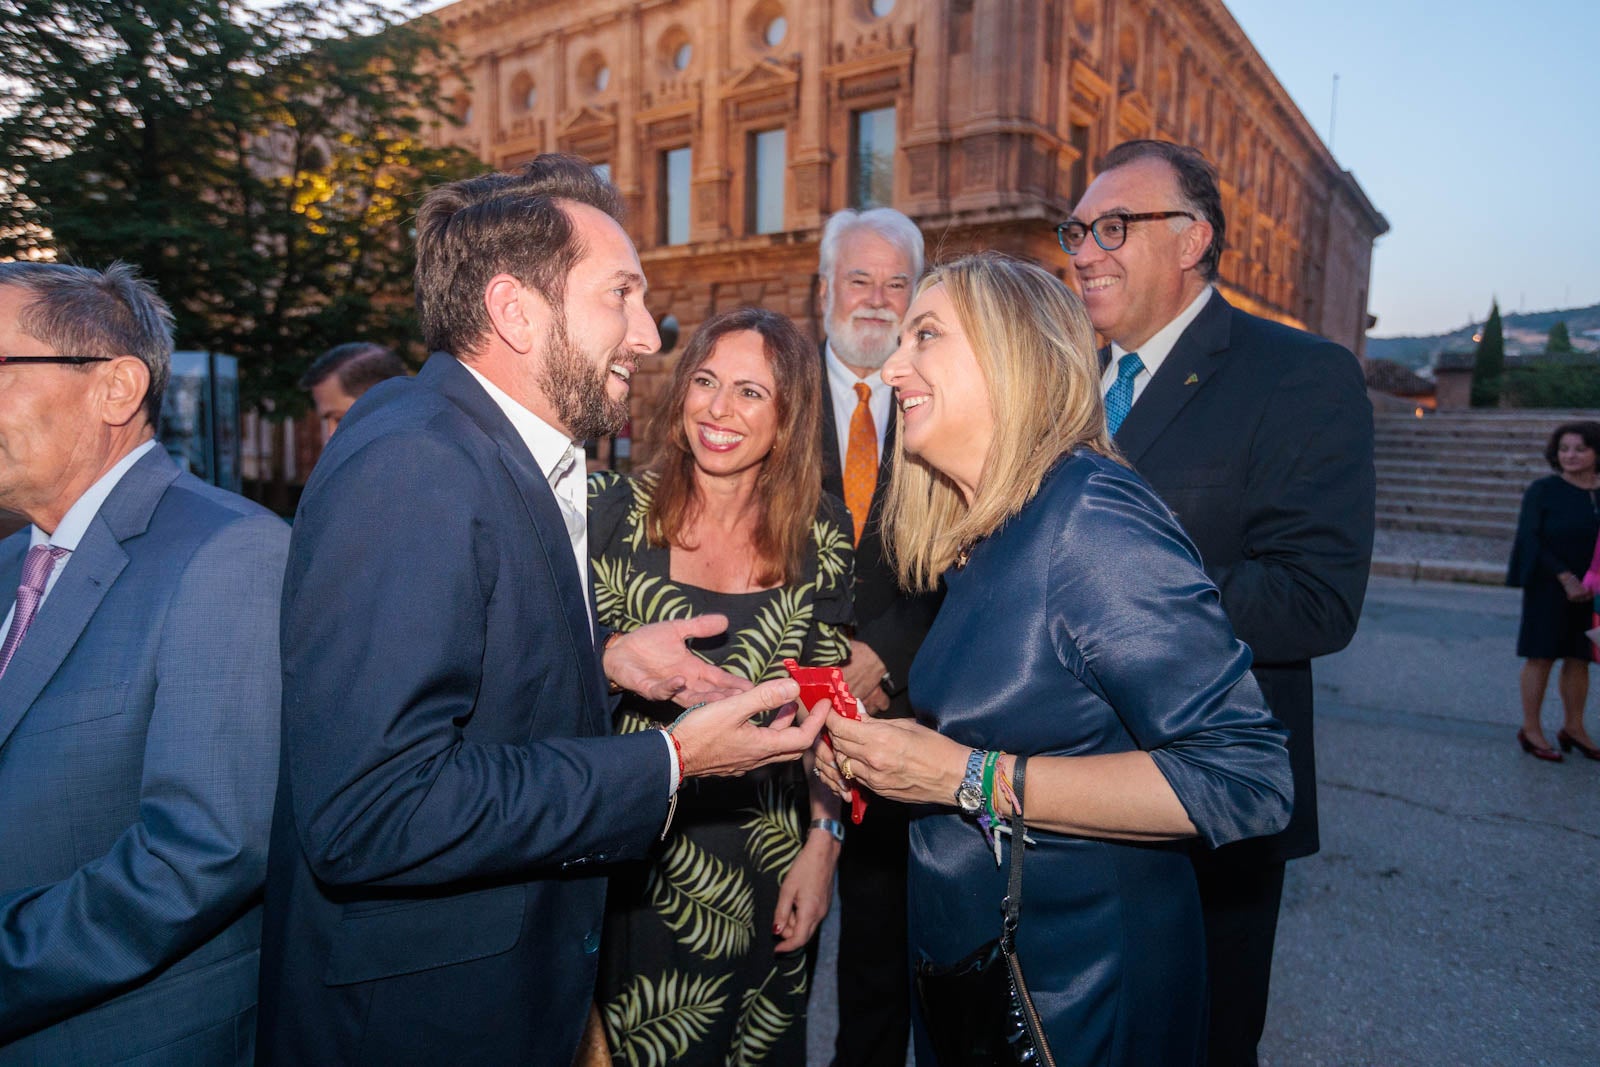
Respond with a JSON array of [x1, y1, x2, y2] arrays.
[[782, 658, 868, 824]]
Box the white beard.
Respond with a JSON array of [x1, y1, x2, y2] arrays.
[[826, 305, 899, 369]]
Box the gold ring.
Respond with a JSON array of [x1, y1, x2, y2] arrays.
[[840, 756, 855, 780]]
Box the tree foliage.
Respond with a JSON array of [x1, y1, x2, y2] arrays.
[[0, 0, 482, 412], [1469, 300, 1505, 408], [1546, 320, 1574, 356], [1503, 363, 1600, 409]]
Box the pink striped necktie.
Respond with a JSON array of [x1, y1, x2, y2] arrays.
[[0, 544, 70, 680]]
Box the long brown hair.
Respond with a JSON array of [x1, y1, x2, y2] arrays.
[[885, 253, 1121, 590], [646, 306, 823, 586]]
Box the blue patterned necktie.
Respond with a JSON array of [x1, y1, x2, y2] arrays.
[[1104, 352, 1144, 434]]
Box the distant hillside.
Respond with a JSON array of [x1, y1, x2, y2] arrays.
[[1368, 303, 1600, 370]]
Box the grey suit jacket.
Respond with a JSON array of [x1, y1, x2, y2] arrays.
[[0, 447, 288, 1064]]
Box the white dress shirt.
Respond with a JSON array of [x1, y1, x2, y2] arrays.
[[460, 362, 681, 796], [1100, 285, 1215, 408], [2, 439, 158, 636], [462, 363, 591, 631], [825, 342, 895, 466]]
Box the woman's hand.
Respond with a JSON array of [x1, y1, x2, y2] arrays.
[[1558, 572, 1593, 602], [817, 707, 969, 807], [772, 831, 839, 953]]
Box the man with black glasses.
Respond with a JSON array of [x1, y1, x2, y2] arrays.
[[1057, 140, 1376, 1067]]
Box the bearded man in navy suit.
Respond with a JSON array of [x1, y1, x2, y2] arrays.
[[256, 156, 825, 1065], [1059, 140, 1376, 1066], [0, 262, 287, 1063]]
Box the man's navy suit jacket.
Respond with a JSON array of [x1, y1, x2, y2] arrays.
[[256, 354, 672, 1065], [1111, 293, 1376, 862], [0, 448, 287, 1063]]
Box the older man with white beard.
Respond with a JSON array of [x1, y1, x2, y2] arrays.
[[813, 207, 943, 1067]]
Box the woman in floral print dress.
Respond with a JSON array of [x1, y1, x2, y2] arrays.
[[590, 307, 854, 1067]]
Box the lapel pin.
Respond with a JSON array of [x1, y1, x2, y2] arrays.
[[1184, 373, 1199, 386]]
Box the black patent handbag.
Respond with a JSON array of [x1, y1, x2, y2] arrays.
[[914, 756, 1057, 1066]]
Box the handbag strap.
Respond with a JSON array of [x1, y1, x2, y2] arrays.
[[1000, 755, 1027, 946]]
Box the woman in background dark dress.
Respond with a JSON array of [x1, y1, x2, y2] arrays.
[[1507, 421, 1600, 761], [817, 254, 1293, 1066]]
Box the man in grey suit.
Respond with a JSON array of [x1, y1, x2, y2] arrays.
[[0, 262, 288, 1063]]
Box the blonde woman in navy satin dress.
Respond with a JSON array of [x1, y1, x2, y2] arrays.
[[818, 254, 1294, 1066]]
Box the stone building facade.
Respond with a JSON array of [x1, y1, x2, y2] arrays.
[[428, 0, 1388, 434]]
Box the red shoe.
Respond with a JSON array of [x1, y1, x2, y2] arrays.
[[1518, 729, 1564, 762], [1556, 730, 1600, 761]]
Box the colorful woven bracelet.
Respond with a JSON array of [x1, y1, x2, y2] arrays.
[[972, 748, 998, 825]]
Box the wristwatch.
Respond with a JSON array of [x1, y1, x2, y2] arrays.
[[954, 749, 987, 815]]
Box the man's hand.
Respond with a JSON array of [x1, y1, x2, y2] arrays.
[[840, 639, 891, 715], [605, 615, 752, 706], [671, 678, 823, 778]]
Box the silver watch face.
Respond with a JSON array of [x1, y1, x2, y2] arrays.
[[955, 782, 984, 814]]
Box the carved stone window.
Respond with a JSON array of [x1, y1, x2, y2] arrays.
[[660, 26, 693, 74], [850, 106, 896, 208], [510, 72, 537, 113], [578, 51, 611, 96], [748, 128, 787, 234], [661, 146, 692, 246], [750, 2, 788, 49]]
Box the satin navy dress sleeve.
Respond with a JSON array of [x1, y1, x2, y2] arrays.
[[906, 450, 1292, 1067]]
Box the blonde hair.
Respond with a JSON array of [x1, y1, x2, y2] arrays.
[[885, 252, 1121, 591]]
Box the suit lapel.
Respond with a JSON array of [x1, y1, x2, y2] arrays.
[[818, 343, 844, 500], [1113, 292, 1233, 465], [425, 355, 608, 733], [875, 403, 898, 507], [0, 449, 175, 747]]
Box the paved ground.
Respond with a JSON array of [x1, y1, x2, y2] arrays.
[[806, 575, 1600, 1066], [1263, 576, 1598, 1066]]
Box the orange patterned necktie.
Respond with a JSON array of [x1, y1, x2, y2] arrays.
[[843, 381, 877, 545]]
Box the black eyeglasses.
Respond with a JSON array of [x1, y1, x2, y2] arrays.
[[0, 355, 115, 366], [1056, 211, 1195, 255]]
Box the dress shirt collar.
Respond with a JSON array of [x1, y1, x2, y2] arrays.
[[1108, 284, 1214, 385], [460, 361, 580, 486], [28, 438, 158, 551]]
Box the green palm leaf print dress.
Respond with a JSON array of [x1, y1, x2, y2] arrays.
[[589, 472, 854, 1067]]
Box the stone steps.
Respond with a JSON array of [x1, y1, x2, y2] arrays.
[[1374, 509, 1516, 540], [1376, 485, 1523, 511], [1377, 457, 1544, 480], [1368, 411, 1600, 557]]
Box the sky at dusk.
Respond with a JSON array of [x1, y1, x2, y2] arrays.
[[1222, 0, 1600, 337]]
